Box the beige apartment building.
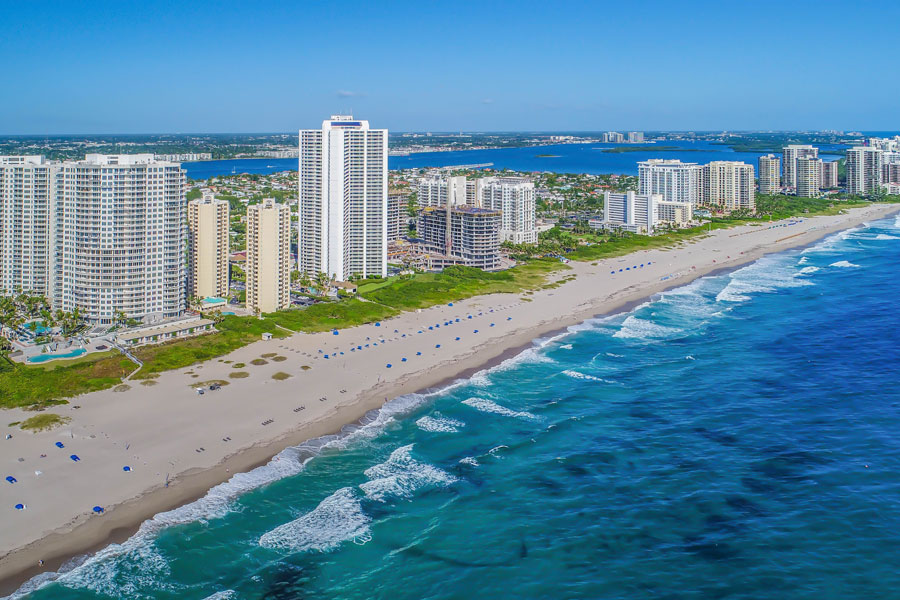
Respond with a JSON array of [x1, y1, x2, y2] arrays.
[[188, 190, 230, 300], [246, 198, 291, 314], [796, 157, 821, 198], [758, 154, 781, 195], [701, 161, 755, 211]]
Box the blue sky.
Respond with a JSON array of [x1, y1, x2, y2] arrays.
[[1, 0, 897, 134]]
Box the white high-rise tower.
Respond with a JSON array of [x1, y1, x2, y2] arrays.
[[298, 115, 388, 281]]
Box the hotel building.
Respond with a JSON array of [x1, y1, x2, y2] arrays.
[[246, 199, 290, 314], [187, 190, 230, 300], [758, 154, 781, 195], [701, 161, 755, 211], [638, 159, 701, 206], [298, 115, 388, 281]]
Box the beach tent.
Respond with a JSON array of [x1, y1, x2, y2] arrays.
[[5, 476, 16, 483], [55, 442, 64, 448], [70, 455, 80, 462], [14, 504, 25, 510], [123, 466, 131, 472], [92, 506, 104, 513]]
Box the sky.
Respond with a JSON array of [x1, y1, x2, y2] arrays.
[[1, 0, 897, 134]]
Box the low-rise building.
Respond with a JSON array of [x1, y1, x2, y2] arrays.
[[417, 205, 501, 270]]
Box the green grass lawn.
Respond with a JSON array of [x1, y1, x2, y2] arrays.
[[360, 259, 566, 310], [0, 351, 134, 409]]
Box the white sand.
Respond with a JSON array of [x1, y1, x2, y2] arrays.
[[1, 203, 897, 592]]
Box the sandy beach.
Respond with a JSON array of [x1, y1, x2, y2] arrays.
[[1, 202, 898, 595]]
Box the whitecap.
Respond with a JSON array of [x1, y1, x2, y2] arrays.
[[874, 234, 899, 240], [462, 397, 538, 420], [258, 487, 370, 553], [359, 444, 456, 502], [613, 316, 682, 340], [562, 370, 610, 383], [559, 343, 573, 350], [415, 415, 465, 433], [829, 260, 860, 268], [202, 591, 237, 600], [459, 457, 479, 467], [715, 255, 811, 303], [798, 266, 820, 275]]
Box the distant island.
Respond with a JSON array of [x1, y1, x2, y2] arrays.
[[601, 145, 706, 153], [535, 153, 561, 158]]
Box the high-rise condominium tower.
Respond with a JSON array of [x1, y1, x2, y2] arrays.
[[478, 177, 538, 244], [846, 147, 884, 196], [246, 199, 291, 314], [758, 154, 781, 195], [417, 175, 467, 208], [188, 190, 230, 300], [795, 157, 821, 198], [782, 145, 818, 191], [0, 156, 54, 296], [819, 160, 839, 189], [701, 161, 756, 211], [638, 159, 701, 206], [53, 154, 186, 324], [298, 115, 388, 281]]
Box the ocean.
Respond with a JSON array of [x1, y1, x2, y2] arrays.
[[11, 215, 900, 600], [183, 140, 846, 180]]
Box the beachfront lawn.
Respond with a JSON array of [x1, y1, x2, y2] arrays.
[[359, 259, 566, 310], [267, 298, 398, 332], [0, 351, 134, 409]]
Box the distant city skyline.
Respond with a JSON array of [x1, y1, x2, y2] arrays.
[[1, 0, 898, 134]]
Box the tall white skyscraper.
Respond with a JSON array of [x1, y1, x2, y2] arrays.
[[782, 145, 818, 190], [0, 156, 55, 296], [758, 154, 781, 195], [478, 177, 538, 245], [52, 154, 186, 324], [846, 146, 884, 196], [701, 161, 755, 211], [298, 115, 388, 281], [638, 159, 701, 206]]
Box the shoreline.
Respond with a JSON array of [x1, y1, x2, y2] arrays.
[[2, 203, 898, 597]]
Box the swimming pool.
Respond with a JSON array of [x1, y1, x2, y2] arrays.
[[27, 348, 87, 363], [221, 311, 236, 316]]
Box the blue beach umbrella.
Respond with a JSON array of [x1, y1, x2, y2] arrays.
[[416, 351, 422, 356], [455, 318, 460, 322], [474, 330, 479, 333], [333, 330, 339, 335], [324, 354, 329, 359], [123, 466, 131, 472], [455, 337, 461, 341], [436, 344, 441, 348], [611, 271, 615, 275], [14, 503, 25, 510], [375, 322, 381, 327], [55, 442, 64, 448], [490, 323, 495, 327], [340, 351, 344, 355], [5, 476, 16, 484], [448, 303, 453, 306], [386, 364, 392, 368], [92, 506, 104, 514], [468, 315, 472, 319], [428, 326, 433, 330], [507, 317, 512, 321], [70, 455, 80, 462], [401, 358, 407, 362]]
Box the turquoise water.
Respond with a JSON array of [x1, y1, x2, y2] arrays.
[[26, 349, 86, 364], [11, 215, 900, 599], [183, 140, 846, 180]]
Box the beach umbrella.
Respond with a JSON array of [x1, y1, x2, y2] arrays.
[[375, 322, 381, 327], [92, 506, 104, 514], [401, 358, 407, 362], [14, 504, 25, 510], [428, 326, 433, 330], [611, 271, 615, 275], [5, 476, 16, 484], [468, 315, 472, 319], [401, 334, 406, 338], [365, 344, 369, 348], [448, 303, 453, 306], [70, 455, 80, 462], [340, 352, 344, 355], [394, 329, 399, 333], [435, 344, 441, 348], [318, 349, 323, 353], [490, 323, 495, 327], [358, 346, 362, 350], [455, 318, 460, 322], [324, 354, 329, 359], [123, 466, 131, 472], [333, 330, 339, 335], [507, 317, 512, 321], [455, 337, 461, 341], [416, 351, 422, 356], [386, 364, 392, 368], [474, 330, 479, 333], [55, 442, 64, 448]]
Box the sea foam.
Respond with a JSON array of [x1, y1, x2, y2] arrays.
[[416, 415, 465, 433], [359, 444, 456, 502], [462, 397, 538, 421], [829, 260, 860, 268], [258, 487, 370, 553]]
